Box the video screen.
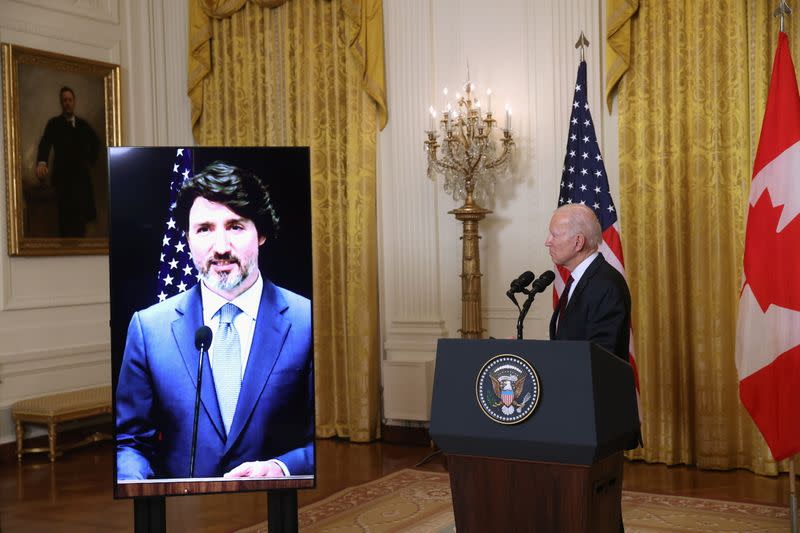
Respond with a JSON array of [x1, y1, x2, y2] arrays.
[[109, 147, 314, 497]]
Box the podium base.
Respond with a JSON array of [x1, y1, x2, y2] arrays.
[[446, 452, 623, 533]]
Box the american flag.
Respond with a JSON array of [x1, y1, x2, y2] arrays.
[[156, 148, 198, 303], [556, 60, 640, 394]]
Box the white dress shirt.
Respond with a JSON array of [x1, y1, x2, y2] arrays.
[[566, 251, 600, 303], [200, 275, 263, 379]]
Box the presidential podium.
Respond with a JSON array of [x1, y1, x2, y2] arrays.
[[430, 339, 639, 533]]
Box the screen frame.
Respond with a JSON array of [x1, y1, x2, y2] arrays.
[[109, 146, 315, 498]]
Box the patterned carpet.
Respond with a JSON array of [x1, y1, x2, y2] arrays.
[[236, 468, 790, 532]]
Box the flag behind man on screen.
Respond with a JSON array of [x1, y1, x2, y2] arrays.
[[156, 148, 198, 303]]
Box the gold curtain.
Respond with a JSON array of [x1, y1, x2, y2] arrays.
[[188, 0, 386, 441], [616, 0, 800, 474]]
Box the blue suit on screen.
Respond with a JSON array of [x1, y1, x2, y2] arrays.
[[115, 279, 314, 480]]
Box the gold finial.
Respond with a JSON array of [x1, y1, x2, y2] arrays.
[[774, 1, 792, 32], [575, 31, 590, 62]]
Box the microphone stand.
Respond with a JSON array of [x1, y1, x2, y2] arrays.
[[190, 343, 207, 478], [516, 290, 538, 340]]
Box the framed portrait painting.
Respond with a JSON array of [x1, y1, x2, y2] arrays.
[[1, 43, 121, 255]]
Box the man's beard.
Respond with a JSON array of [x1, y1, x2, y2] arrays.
[[197, 252, 257, 292]]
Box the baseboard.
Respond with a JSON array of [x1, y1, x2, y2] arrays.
[[0, 418, 112, 464], [381, 423, 432, 447]]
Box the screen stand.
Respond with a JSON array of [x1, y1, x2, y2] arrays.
[[267, 489, 298, 533], [134, 496, 166, 533]]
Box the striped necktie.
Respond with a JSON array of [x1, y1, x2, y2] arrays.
[[212, 303, 242, 435]]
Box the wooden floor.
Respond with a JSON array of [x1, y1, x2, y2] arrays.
[[0, 438, 792, 532]]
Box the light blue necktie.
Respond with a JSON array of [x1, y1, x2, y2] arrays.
[[212, 303, 242, 435]]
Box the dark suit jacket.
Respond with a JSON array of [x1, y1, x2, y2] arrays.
[[549, 253, 631, 361], [36, 114, 99, 219], [116, 279, 314, 480], [550, 253, 640, 451]]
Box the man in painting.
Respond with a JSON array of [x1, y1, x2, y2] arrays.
[[35, 86, 101, 237]]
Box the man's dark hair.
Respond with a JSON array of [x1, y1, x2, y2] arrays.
[[59, 86, 75, 98], [175, 161, 279, 239]]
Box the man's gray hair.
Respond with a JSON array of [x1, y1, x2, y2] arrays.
[[555, 204, 602, 250]]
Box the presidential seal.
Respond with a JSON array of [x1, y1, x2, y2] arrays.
[[476, 354, 540, 424]]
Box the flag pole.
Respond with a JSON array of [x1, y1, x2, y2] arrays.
[[771, 4, 798, 531], [774, 1, 792, 32], [769, 3, 798, 531]]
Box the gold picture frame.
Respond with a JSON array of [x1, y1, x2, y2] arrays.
[[2, 43, 121, 255]]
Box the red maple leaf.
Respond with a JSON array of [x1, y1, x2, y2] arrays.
[[744, 189, 800, 313]]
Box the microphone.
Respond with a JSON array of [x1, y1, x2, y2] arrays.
[[508, 270, 536, 294], [195, 326, 213, 350], [529, 270, 556, 294], [506, 270, 535, 309], [515, 271, 556, 340], [190, 326, 213, 478]]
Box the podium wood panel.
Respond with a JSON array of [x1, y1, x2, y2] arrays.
[[446, 452, 623, 533]]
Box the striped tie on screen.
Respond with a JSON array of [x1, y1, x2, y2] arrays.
[[213, 303, 242, 435]]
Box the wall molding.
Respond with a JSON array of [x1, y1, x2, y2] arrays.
[[0, 15, 121, 53], [379, 0, 446, 405], [159, 0, 193, 145], [0, 341, 109, 365], [482, 306, 549, 321], [10, 0, 119, 24], [0, 342, 110, 379], [382, 359, 435, 421], [2, 293, 108, 311]]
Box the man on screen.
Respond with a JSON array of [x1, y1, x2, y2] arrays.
[[116, 161, 313, 480]]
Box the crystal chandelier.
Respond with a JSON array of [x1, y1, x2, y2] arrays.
[[424, 76, 515, 339], [425, 79, 515, 206]]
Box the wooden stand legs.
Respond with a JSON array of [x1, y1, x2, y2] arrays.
[[134, 496, 166, 533], [268, 489, 298, 533], [131, 489, 299, 533]]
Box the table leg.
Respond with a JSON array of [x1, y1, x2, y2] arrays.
[[15, 420, 23, 462], [48, 422, 57, 462]]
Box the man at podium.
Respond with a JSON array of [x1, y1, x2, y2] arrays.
[[546, 203, 635, 532], [546, 204, 631, 362]]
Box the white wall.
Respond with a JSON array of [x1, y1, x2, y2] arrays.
[[378, 0, 620, 422], [0, 0, 192, 444]]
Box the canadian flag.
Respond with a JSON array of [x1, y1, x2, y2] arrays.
[[736, 32, 800, 462]]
